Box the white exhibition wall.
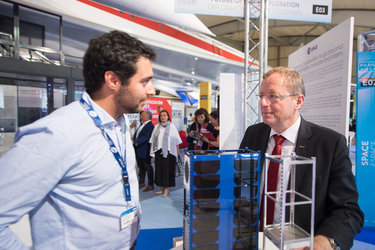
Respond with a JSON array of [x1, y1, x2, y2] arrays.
[[289, 17, 354, 139], [220, 73, 244, 150]]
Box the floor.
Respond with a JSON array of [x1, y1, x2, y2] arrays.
[[136, 170, 375, 250], [139, 174, 184, 230]]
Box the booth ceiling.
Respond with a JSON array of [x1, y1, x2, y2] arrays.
[[196, 0, 375, 65], [93, 0, 375, 81]]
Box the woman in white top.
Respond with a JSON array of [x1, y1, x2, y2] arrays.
[[149, 110, 182, 197]]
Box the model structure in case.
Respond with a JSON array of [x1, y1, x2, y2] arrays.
[[263, 153, 316, 249], [183, 149, 261, 250]]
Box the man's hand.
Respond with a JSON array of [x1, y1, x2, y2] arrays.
[[294, 235, 333, 250]]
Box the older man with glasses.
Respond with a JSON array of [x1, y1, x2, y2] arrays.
[[240, 66, 363, 250]]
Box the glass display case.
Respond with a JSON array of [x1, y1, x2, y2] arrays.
[[263, 153, 316, 249]]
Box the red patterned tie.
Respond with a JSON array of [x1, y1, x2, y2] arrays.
[[259, 135, 286, 231]]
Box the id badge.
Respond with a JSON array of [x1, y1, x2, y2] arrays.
[[120, 206, 138, 231]]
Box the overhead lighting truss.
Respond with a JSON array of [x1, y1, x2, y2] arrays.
[[244, 0, 268, 130]]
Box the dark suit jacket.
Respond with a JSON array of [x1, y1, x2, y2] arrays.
[[240, 117, 364, 250], [133, 121, 154, 159]]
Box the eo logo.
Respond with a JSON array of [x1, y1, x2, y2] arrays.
[[307, 45, 318, 55]]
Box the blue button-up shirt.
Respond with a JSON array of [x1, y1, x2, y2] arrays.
[[0, 92, 140, 249]]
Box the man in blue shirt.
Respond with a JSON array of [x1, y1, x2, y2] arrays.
[[0, 30, 156, 249]]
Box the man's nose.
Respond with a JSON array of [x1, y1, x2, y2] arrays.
[[147, 81, 156, 96]]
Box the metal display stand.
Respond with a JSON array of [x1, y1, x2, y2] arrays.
[[263, 153, 316, 250], [183, 149, 261, 250]]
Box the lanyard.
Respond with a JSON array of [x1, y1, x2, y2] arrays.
[[80, 97, 131, 201]]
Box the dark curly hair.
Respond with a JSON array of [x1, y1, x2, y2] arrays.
[[83, 30, 156, 94]]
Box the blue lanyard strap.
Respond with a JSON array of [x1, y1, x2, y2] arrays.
[[80, 97, 131, 201]]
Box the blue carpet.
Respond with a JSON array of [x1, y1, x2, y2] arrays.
[[355, 227, 375, 245], [136, 227, 183, 250]]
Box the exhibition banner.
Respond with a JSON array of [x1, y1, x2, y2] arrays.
[[289, 17, 353, 138], [356, 51, 375, 228], [175, 0, 332, 22], [143, 97, 172, 125], [267, 0, 331, 23], [172, 101, 185, 131], [175, 0, 245, 17]]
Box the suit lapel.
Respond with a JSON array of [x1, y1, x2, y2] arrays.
[[259, 125, 271, 173], [294, 118, 314, 191]]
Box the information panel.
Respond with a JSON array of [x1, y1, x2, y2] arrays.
[[356, 51, 375, 228], [288, 18, 353, 138]]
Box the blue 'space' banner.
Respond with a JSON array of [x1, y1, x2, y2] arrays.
[[356, 51, 375, 228]]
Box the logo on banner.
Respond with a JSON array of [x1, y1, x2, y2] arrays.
[[359, 62, 375, 87], [358, 63, 375, 71], [307, 44, 318, 54], [312, 5, 328, 15], [360, 78, 375, 87]]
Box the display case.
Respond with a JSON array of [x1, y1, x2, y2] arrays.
[[183, 149, 261, 250], [263, 153, 316, 249]]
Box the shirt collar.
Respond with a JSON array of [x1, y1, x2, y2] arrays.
[[269, 115, 301, 144], [142, 120, 151, 125], [82, 91, 127, 129]]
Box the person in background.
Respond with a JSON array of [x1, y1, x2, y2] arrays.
[[133, 110, 154, 192], [199, 110, 220, 150], [351, 115, 356, 132], [149, 110, 182, 197], [157, 105, 163, 115], [0, 30, 156, 249], [129, 119, 138, 141], [176, 130, 189, 176], [187, 108, 215, 150], [240, 66, 363, 250]]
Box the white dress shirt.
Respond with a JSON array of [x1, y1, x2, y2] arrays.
[[263, 115, 301, 223], [135, 120, 151, 139]]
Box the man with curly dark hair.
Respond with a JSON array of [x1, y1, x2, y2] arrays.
[[0, 30, 155, 249]]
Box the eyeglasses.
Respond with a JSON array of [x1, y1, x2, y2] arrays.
[[256, 94, 298, 103]]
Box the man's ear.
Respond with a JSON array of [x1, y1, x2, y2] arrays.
[[295, 94, 305, 110], [104, 71, 121, 91]]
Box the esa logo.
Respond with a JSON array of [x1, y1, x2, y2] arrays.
[[307, 45, 318, 55]]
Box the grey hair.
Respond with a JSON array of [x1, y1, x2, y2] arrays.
[[145, 110, 152, 120]]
